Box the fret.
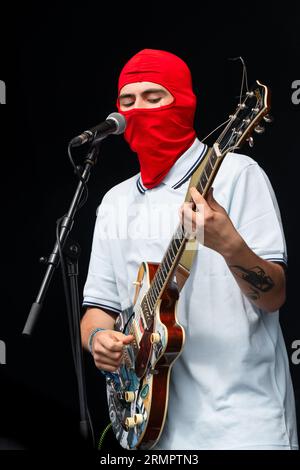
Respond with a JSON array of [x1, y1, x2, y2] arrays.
[[162, 259, 168, 274], [207, 155, 214, 171], [197, 179, 204, 194], [167, 246, 175, 267], [149, 274, 163, 309], [150, 293, 156, 311], [173, 237, 182, 260], [146, 294, 152, 316], [147, 290, 155, 310], [210, 151, 217, 166], [167, 250, 174, 270], [152, 279, 160, 298], [150, 277, 160, 302], [204, 161, 212, 179], [170, 239, 178, 259], [151, 278, 159, 299], [156, 276, 162, 294], [167, 250, 174, 265], [200, 172, 207, 192], [165, 247, 172, 265], [160, 253, 167, 276], [204, 167, 209, 182], [152, 287, 158, 304], [169, 242, 175, 260], [173, 238, 181, 253], [155, 264, 167, 293], [157, 268, 164, 287], [158, 268, 164, 287], [146, 295, 153, 312]]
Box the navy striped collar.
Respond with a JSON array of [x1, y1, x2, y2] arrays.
[[136, 138, 207, 194]]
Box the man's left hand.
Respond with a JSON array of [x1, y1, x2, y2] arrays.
[[179, 186, 242, 258]]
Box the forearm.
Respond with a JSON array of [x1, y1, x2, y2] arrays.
[[80, 307, 116, 350], [184, 186, 286, 313], [223, 234, 286, 313]]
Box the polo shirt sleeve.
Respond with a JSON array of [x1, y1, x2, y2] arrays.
[[82, 197, 122, 315], [227, 162, 287, 266]]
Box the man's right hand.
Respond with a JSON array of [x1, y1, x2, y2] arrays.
[[91, 330, 134, 372]]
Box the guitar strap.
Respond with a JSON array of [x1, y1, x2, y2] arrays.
[[176, 146, 213, 292]]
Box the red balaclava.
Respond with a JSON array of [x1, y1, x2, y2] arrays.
[[117, 49, 197, 189]]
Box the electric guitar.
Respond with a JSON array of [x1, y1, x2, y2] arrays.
[[105, 81, 271, 449]]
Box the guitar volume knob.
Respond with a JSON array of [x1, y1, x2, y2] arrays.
[[124, 391, 135, 402], [124, 417, 135, 429], [150, 332, 161, 344], [133, 414, 144, 425]]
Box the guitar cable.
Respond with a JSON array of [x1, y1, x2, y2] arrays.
[[98, 422, 112, 450]]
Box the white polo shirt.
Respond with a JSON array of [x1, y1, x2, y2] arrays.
[[83, 138, 298, 450]]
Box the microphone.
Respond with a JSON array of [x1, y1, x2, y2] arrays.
[[69, 112, 126, 147]]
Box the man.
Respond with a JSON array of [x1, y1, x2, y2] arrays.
[[80, 49, 298, 449]]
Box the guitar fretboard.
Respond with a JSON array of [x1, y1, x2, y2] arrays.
[[142, 146, 222, 326]]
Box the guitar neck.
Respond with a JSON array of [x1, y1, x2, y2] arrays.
[[145, 144, 224, 313]]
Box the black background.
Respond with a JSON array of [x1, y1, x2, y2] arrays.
[[0, 3, 299, 457]]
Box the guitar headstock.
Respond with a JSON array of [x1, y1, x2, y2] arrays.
[[217, 80, 272, 154]]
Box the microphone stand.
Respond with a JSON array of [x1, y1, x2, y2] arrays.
[[23, 141, 101, 446]]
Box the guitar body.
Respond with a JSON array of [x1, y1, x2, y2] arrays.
[[106, 262, 185, 450]]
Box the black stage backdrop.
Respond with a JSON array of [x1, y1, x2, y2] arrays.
[[0, 4, 299, 456]]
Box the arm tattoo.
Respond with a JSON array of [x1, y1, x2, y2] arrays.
[[230, 265, 275, 297], [246, 287, 260, 301]]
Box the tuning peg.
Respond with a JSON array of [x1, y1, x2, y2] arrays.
[[254, 124, 265, 134], [263, 114, 274, 123], [247, 136, 254, 147]]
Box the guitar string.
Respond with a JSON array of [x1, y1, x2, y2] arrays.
[[144, 60, 253, 309], [146, 89, 260, 314], [149, 58, 252, 304], [130, 80, 259, 353]]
